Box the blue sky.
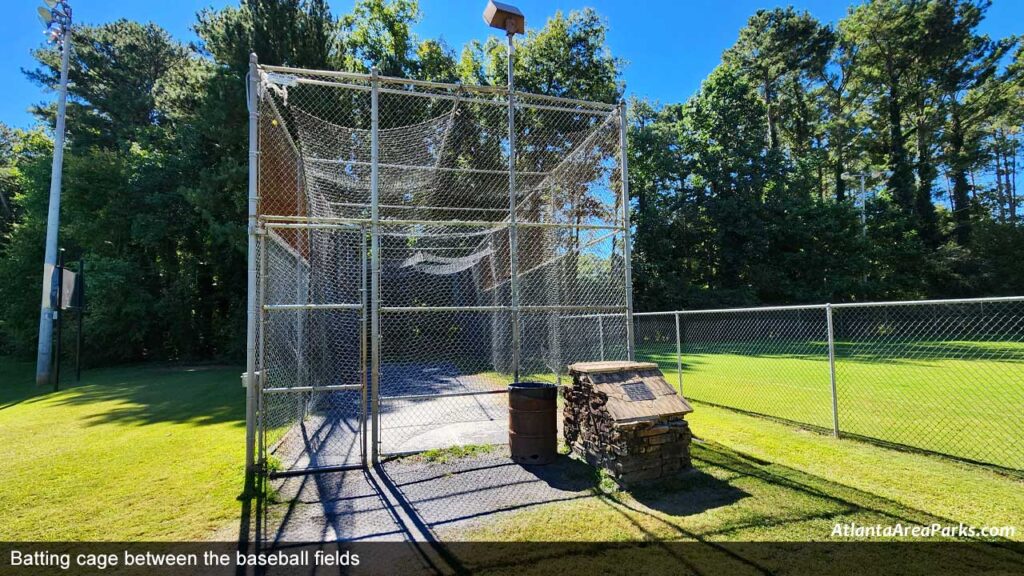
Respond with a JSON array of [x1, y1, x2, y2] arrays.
[[3, 0, 1022, 128]]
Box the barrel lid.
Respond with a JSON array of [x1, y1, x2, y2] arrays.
[[508, 381, 559, 389]]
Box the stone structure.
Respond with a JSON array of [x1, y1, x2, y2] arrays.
[[563, 361, 694, 484]]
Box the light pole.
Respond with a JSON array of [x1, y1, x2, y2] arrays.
[[483, 0, 525, 380], [35, 0, 73, 387]]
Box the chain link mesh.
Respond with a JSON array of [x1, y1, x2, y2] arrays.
[[833, 300, 1024, 469], [252, 66, 629, 472], [628, 300, 1024, 471]]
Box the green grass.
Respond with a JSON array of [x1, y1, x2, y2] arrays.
[[459, 404, 1024, 543], [2, 351, 1020, 545], [418, 443, 498, 464], [0, 358, 246, 541], [636, 339, 1024, 470]]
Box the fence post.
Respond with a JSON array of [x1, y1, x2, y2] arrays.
[[369, 67, 381, 464], [826, 303, 840, 438], [360, 227, 369, 467], [244, 53, 259, 480], [674, 312, 683, 394], [506, 35, 522, 383], [619, 103, 635, 361], [597, 315, 605, 361]]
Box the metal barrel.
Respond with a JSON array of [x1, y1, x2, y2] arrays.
[[508, 382, 558, 465]]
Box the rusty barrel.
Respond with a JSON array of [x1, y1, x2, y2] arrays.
[[508, 382, 558, 465]]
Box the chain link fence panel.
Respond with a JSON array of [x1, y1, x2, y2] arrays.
[[629, 298, 1024, 471]]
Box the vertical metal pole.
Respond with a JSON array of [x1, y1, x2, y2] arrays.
[[295, 166, 306, 423], [75, 258, 83, 383], [244, 53, 259, 478], [598, 315, 605, 361], [506, 33, 522, 382], [36, 23, 73, 386], [675, 312, 683, 394], [257, 234, 268, 466], [370, 67, 382, 464], [360, 227, 369, 467], [53, 250, 65, 391], [619, 103, 635, 361], [826, 303, 840, 438]]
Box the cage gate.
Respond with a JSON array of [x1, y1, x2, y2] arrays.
[[257, 222, 369, 473], [248, 58, 635, 475]]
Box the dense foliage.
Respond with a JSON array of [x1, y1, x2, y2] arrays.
[[0, 0, 1020, 363], [631, 0, 1023, 309]]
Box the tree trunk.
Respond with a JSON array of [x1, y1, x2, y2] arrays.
[[915, 111, 938, 247], [834, 160, 846, 203], [949, 114, 971, 245], [0, 190, 12, 219], [994, 134, 1006, 224], [886, 86, 913, 214], [764, 75, 778, 151], [1011, 138, 1018, 227]]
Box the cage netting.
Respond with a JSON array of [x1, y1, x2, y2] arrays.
[[253, 65, 633, 468]]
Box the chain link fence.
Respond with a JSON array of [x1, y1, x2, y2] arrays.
[[625, 297, 1024, 471], [247, 62, 633, 474]]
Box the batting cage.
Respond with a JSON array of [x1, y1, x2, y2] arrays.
[[244, 55, 635, 474]]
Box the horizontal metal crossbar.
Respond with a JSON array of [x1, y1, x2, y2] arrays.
[[268, 463, 364, 478], [266, 74, 615, 115], [326, 201, 506, 214], [259, 63, 619, 111], [307, 157, 550, 177], [263, 384, 363, 394], [574, 295, 1024, 319], [379, 305, 626, 313], [637, 304, 827, 316], [381, 388, 509, 402], [829, 295, 1024, 308], [260, 215, 625, 231], [263, 303, 363, 311], [264, 222, 363, 231]]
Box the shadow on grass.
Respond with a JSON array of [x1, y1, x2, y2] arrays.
[[245, 427, 1024, 573], [629, 466, 751, 517], [429, 441, 1022, 573], [8, 363, 246, 428]]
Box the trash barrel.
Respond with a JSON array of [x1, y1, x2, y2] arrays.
[[508, 381, 558, 465]]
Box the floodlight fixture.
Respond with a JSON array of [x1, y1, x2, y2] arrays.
[[44, 0, 59, 8], [37, 6, 53, 26], [483, 1, 525, 36]]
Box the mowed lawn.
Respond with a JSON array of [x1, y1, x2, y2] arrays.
[[637, 339, 1024, 470], [0, 358, 246, 540], [465, 405, 1024, 541], [0, 356, 1022, 546]]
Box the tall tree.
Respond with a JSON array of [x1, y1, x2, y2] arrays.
[[932, 1, 1016, 244], [725, 8, 833, 156], [842, 0, 921, 221]]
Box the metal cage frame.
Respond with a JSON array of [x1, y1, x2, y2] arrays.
[[243, 54, 635, 475]]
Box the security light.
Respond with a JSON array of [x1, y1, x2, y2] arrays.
[[37, 6, 52, 26], [44, 0, 59, 8], [482, 1, 525, 35]]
